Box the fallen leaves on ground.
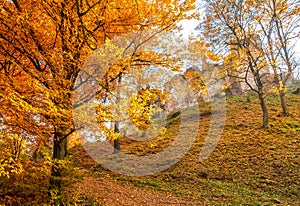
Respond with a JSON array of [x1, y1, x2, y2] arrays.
[[74, 174, 193, 206]]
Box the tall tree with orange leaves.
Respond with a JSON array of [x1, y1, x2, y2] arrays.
[[0, 0, 196, 198]]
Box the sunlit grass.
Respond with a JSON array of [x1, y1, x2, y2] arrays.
[[74, 91, 300, 205]]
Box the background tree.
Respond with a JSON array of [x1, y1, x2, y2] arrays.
[[250, 0, 300, 115], [91, 43, 173, 153], [199, 0, 271, 127], [199, 0, 300, 123]]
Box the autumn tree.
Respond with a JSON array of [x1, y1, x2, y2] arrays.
[[77, 29, 202, 153], [250, 0, 300, 115], [199, 0, 300, 127], [199, 0, 276, 128], [89, 42, 173, 153], [0, 0, 196, 199]]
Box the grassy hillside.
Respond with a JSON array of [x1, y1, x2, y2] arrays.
[[72, 90, 300, 205]]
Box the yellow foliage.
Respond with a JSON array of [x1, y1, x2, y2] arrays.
[[0, 133, 25, 178], [206, 50, 220, 62], [128, 88, 165, 130]]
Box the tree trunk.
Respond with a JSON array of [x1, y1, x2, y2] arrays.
[[274, 75, 289, 115], [48, 92, 72, 203], [113, 139, 121, 153], [258, 93, 269, 128], [113, 122, 121, 153], [279, 89, 289, 115], [113, 76, 121, 154], [49, 129, 68, 203]]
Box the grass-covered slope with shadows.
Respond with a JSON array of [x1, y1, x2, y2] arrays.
[[72, 91, 300, 205]]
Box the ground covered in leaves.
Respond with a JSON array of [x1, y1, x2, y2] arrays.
[[0, 91, 299, 205], [70, 91, 299, 205], [74, 173, 193, 205]]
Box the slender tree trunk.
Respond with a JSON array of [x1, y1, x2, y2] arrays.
[[273, 75, 289, 115], [113, 75, 121, 153], [113, 139, 121, 153], [279, 89, 289, 115], [113, 121, 121, 154], [258, 93, 269, 128]]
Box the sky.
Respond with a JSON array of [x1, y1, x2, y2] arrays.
[[179, 19, 199, 39]]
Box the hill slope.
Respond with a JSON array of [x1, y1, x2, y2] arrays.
[[72, 91, 300, 205]]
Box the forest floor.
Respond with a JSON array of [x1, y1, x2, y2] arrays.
[[70, 90, 300, 206], [74, 171, 194, 205], [0, 90, 299, 206]]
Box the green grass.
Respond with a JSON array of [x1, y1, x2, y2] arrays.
[[74, 92, 300, 205]]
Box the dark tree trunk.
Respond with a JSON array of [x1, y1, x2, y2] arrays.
[[258, 93, 269, 128], [48, 90, 73, 203], [113, 121, 121, 153], [113, 139, 121, 153], [49, 130, 68, 203]]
